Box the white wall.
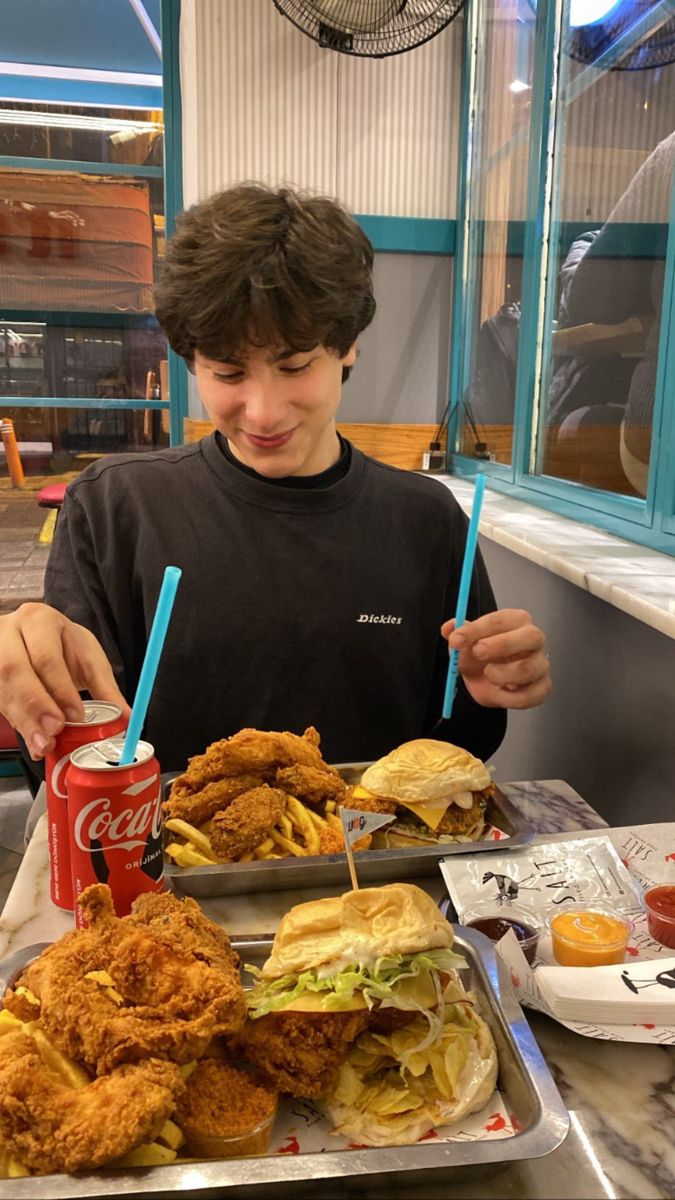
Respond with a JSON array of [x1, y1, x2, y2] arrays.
[[179, 0, 462, 213], [483, 539, 675, 826]]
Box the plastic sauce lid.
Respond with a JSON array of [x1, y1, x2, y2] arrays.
[[549, 907, 631, 949]]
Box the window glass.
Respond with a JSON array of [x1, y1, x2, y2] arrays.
[[0, 104, 168, 465], [0, 103, 163, 168], [459, 0, 536, 465], [0, 404, 169, 481], [535, 7, 675, 498]]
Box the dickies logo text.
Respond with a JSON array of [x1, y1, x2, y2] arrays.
[[357, 614, 402, 625]]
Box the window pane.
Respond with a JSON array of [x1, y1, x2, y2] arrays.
[[0, 321, 167, 403], [1, 405, 169, 479], [536, 5, 675, 498], [0, 103, 163, 168], [460, 0, 536, 465]]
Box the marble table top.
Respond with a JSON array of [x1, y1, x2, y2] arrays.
[[441, 475, 675, 641], [2, 781, 673, 1199]]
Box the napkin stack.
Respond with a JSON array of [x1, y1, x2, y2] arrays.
[[535, 957, 675, 1023]]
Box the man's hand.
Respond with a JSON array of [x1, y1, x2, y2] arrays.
[[0, 603, 131, 760], [441, 608, 552, 710]]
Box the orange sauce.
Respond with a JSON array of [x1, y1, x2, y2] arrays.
[[550, 909, 630, 966]]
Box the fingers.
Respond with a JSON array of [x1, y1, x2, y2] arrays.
[[0, 605, 130, 761], [443, 607, 552, 712], [482, 650, 550, 689], [482, 673, 553, 710], [0, 616, 68, 758], [62, 625, 131, 720], [447, 609, 538, 654]]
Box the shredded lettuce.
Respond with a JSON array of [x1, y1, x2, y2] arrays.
[[245, 947, 467, 1034]]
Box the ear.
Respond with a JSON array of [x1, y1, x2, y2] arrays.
[[343, 342, 358, 368]]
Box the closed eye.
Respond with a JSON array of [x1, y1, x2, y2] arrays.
[[280, 362, 312, 375]]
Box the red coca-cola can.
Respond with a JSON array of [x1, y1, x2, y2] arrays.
[[46, 701, 126, 911], [67, 736, 164, 927]]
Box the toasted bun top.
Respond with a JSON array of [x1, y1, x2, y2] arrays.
[[360, 739, 490, 804], [261, 883, 453, 980]]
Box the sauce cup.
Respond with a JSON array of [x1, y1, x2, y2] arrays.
[[548, 905, 631, 967], [461, 902, 542, 965], [643, 885, 675, 949]]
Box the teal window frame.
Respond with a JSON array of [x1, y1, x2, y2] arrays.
[[448, 0, 675, 557]]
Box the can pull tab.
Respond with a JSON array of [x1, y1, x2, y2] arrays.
[[90, 739, 128, 766]]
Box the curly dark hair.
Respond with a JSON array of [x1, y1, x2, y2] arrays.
[[154, 183, 376, 366]]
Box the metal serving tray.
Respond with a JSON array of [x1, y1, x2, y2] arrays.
[[164, 763, 535, 898], [0, 927, 569, 1199]]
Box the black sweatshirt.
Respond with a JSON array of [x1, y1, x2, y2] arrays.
[[44, 435, 506, 771]]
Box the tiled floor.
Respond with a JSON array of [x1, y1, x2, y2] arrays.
[[0, 491, 50, 612]]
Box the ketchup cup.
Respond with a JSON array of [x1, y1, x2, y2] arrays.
[[644, 886, 675, 949]]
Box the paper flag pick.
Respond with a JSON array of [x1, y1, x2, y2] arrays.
[[340, 807, 396, 890]]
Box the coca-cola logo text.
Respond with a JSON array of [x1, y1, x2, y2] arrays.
[[74, 780, 162, 853], [49, 751, 72, 800]]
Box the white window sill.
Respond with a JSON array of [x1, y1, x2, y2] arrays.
[[433, 474, 675, 640]]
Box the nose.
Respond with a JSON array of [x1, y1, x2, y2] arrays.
[[240, 376, 287, 433]]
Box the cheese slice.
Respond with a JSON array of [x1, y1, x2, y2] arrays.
[[394, 797, 452, 831], [350, 786, 473, 831]]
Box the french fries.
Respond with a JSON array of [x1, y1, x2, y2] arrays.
[[164, 779, 370, 869], [287, 796, 320, 855], [165, 818, 218, 860]]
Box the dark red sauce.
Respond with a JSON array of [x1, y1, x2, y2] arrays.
[[466, 916, 539, 964], [644, 886, 675, 949]]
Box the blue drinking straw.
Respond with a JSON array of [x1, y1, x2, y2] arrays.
[[118, 566, 182, 765], [442, 474, 487, 720]]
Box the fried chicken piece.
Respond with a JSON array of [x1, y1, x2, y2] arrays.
[[436, 793, 487, 836], [338, 788, 398, 816], [234, 1010, 370, 1097], [275, 764, 346, 810], [0, 1030, 183, 1175], [126, 890, 240, 973], [164, 773, 265, 826], [4, 885, 246, 1075], [179, 727, 327, 792], [207, 786, 287, 861]]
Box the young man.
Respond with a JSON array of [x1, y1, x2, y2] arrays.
[[0, 184, 550, 771]]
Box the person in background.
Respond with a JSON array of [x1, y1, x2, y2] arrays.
[[0, 184, 551, 773], [559, 130, 675, 495]]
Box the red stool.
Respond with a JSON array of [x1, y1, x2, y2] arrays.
[[0, 713, 40, 797], [37, 483, 68, 511]]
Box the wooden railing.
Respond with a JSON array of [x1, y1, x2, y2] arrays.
[[183, 419, 448, 471]]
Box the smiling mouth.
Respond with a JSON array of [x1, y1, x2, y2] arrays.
[[244, 429, 296, 449]]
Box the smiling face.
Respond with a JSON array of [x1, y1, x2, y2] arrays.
[[193, 342, 357, 478]]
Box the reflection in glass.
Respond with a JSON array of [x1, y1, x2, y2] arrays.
[[0, 404, 169, 481], [537, 7, 674, 497], [460, 0, 536, 465]]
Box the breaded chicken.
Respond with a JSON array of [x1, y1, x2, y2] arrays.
[[338, 788, 398, 816], [0, 1030, 183, 1175], [207, 786, 287, 861], [275, 764, 346, 810], [234, 1009, 370, 1097], [179, 727, 327, 792], [164, 773, 264, 826], [436, 792, 488, 836], [4, 885, 246, 1075], [126, 891, 240, 973]]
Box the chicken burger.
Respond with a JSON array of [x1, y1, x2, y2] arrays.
[[345, 739, 494, 847], [242, 884, 498, 1144]]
